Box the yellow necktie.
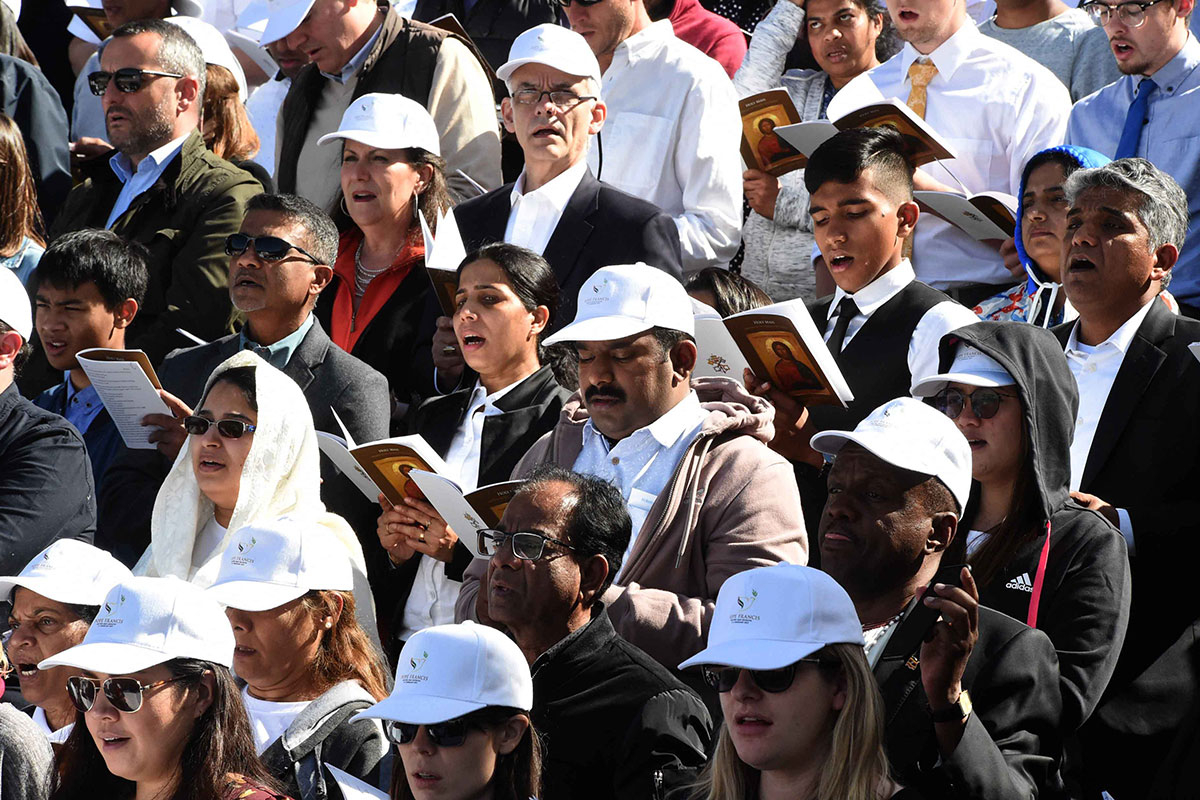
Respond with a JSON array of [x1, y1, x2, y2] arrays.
[[903, 59, 939, 259]]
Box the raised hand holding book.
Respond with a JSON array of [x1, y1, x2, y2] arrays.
[[76, 349, 171, 450], [420, 207, 467, 317], [408, 471, 526, 558], [739, 88, 807, 177]]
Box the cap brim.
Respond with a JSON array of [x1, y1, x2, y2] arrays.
[[911, 371, 1009, 398], [497, 57, 594, 85], [259, 0, 316, 44], [206, 580, 307, 612], [678, 639, 824, 671], [543, 317, 653, 347], [354, 693, 487, 725], [38, 642, 171, 674], [0, 576, 107, 607]]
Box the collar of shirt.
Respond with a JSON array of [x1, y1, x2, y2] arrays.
[[1064, 298, 1155, 357], [320, 20, 384, 83], [609, 19, 675, 72], [239, 314, 314, 369], [827, 259, 916, 320], [109, 132, 190, 185], [509, 160, 588, 213], [62, 377, 104, 434], [899, 20, 980, 84], [464, 373, 526, 418], [1147, 32, 1200, 94], [581, 390, 705, 451]]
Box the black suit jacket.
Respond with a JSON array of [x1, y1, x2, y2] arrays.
[[877, 603, 1066, 799], [1051, 300, 1200, 796], [452, 169, 684, 332], [97, 321, 391, 571]]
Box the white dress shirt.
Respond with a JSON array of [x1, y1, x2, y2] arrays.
[[104, 134, 191, 229], [573, 391, 708, 571], [825, 22, 1071, 288], [504, 161, 589, 256], [1064, 300, 1154, 551], [823, 260, 981, 393], [587, 20, 742, 271], [441, 377, 525, 493], [246, 76, 292, 177], [31, 707, 73, 745]]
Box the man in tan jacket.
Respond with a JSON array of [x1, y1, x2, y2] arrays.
[[456, 263, 808, 668]]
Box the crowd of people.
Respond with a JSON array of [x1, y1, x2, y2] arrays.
[[1, 0, 1199, 797]]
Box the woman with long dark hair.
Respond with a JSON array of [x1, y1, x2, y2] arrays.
[[0, 113, 44, 285]]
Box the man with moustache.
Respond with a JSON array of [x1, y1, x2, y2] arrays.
[[457, 264, 807, 669], [1066, 0, 1200, 317]]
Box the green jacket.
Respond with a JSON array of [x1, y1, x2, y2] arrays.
[[50, 131, 262, 363]]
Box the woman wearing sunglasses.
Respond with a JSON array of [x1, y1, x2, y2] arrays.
[[358, 622, 541, 800], [0, 540, 131, 745], [913, 322, 1130, 733], [315, 92, 454, 420], [681, 564, 914, 800], [42, 575, 291, 800], [206, 517, 390, 799]]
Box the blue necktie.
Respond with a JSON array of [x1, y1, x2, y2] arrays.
[[1115, 78, 1158, 159]]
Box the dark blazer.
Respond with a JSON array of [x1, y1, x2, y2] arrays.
[[877, 602, 1066, 799], [97, 321, 391, 571], [33, 383, 126, 506], [1051, 300, 1200, 797], [453, 169, 685, 332]]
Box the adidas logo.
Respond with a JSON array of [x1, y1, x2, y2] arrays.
[[1005, 573, 1034, 593]]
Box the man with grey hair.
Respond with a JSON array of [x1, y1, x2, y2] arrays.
[[47, 18, 262, 370], [1049, 157, 1200, 796]]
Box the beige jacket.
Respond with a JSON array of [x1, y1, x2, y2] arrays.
[[456, 377, 808, 666]]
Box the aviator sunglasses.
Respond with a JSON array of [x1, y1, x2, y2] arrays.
[[224, 233, 320, 264], [87, 68, 183, 96], [183, 415, 257, 439], [66, 674, 189, 713], [931, 387, 1017, 421], [385, 717, 481, 747]]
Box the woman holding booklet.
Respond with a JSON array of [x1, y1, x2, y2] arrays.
[[733, 0, 897, 302], [316, 92, 454, 418], [375, 243, 569, 657]]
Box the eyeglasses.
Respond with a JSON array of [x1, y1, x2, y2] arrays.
[[477, 529, 577, 561], [183, 415, 257, 439], [930, 387, 1016, 421], [1081, 0, 1168, 26], [702, 659, 830, 694], [224, 233, 320, 264], [510, 89, 597, 109], [385, 717, 479, 747], [66, 675, 190, 713], [87, 68, 184, 96]]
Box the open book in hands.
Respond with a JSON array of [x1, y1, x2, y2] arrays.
[[739, 88, 808, 177], [75, 348, 171, 449], [914, 191, 1018, 241], [315, 409, 450, 506], [408, 471, 525, 558], [775, 99, 957, 168]]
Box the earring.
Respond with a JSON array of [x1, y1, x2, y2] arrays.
[[324, 620, 333, 630], [340, 195, 350, 216], [412, 189, 421, 223]]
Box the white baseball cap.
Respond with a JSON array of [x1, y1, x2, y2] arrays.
[[497, 24, 602, 89], [0, 540, 132, 607], [679, 564, 863, 670], [0, 267, 31, 341], [256, 0, 317, 45], [912, 343, 1015, 397], [165, 17, 249, 102], [356, 622, 533, 725], [206, 516, 354, 612], [38, 576, 235, 674], [317, 92, 442, 155], [543, 264, 693, 346], [810, 397, 972, 512]]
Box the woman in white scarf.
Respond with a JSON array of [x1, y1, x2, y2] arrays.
[[135, 351, 381, 646]]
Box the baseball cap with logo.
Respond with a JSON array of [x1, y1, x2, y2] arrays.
[[356, 622, 532, 725], [679, 564, 863, 670], [317, 93, 441, 156], [0, 267, 31, 341], [543, 264, 693, 346], [256, 0, 317, 46], [205, 516, 354, 612], [810, 397, 972, 512], [38, 576, 235, 674], [912, 342, 1016, 397], [0, 539, 132, 606], [497, 24, 602, 88]]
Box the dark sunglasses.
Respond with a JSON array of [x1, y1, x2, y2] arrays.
[[66, 674, 189, 713], [183, 415, 257, 439], [931, 387, 1016, 421], [385, 717, 478, 747], [224, 233, 320, 264], [87, 68, 183, 96], [702, 659, 829, 694], [477, 529, 577, 561], [557, 0, 604, 7]]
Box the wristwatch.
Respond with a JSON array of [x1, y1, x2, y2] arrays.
[[929, 690, 972, 723]]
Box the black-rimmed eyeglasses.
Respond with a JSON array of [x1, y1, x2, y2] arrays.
[[1081, 0, 1168, 26]]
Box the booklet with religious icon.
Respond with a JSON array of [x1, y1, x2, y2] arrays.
[[315, 409, 451, 506], [913, 190, 1018, 241], [721, 299, 854, 407], [420, 208, 466, 317], [691, 299, 752, 381], [408, 471, 526, 557], [775, 99, 957, 168], [68, 6, 116, 39], [76, 348, 171, 450], [739, 88, 808, 177]]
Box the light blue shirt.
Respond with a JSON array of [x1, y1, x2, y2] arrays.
[[61, 379, 105, 436], [237, 314, 314, 370], [572, 391, 708, 574], [1066, 33, 1200, 303], [104, 134, 190, 230], [319, 22, 384, 84]]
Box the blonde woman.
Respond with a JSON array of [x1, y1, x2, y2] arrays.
[[680, 564, 919, 800]]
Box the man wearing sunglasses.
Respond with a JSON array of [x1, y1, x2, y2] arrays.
[[472, 464, 712, 800], [812, 398, 1067, 799], [48, 19, 263, 371], [1066, 0, 1200, 318]]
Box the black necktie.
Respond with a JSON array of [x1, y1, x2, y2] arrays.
[[826, 297, 859, 355]]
